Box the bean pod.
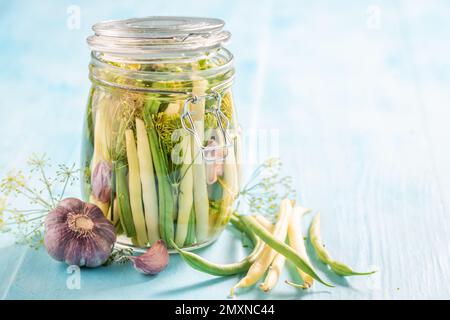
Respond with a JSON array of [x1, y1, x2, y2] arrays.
[[309, 213, 376, 276]]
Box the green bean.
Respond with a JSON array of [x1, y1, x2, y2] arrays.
[[309, 213, 376, 276], [228, 215, 246, 232], [184, 207, 197, 247], [143, 99, 174, 245], [171, 216, 263, 276], [238, 214, 334, 288], [81, 87, 95, 200], [109, 161, 116, 222], [115, 161, 136, 238]]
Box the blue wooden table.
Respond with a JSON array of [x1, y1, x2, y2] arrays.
[[1, 0, 449, 299]]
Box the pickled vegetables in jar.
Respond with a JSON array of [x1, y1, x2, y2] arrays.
[[81, 17, 242, 251]]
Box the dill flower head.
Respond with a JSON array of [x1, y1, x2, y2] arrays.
[[154, 112, 183, 152]]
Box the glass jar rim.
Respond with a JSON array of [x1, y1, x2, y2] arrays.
[[87, 16, 231, 56], [89, 50, 235, 94]]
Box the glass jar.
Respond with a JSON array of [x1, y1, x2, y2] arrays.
[[81, 17, 242, 252]]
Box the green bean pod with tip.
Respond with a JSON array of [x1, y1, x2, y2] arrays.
[[171, 216, 263, 276], [309, 213, 376, 276]]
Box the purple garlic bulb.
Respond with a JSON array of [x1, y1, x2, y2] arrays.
[[129, 240, 169, 275], [44, 198, 116, 267], [91, 161, 112, 203]]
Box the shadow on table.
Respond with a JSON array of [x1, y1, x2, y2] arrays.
[[156, 276, 232, 296], [255, 290, 332, 300], [188, 225, 255, 263]]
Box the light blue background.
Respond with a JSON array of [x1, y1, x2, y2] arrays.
[[1, 0, 450, 299]]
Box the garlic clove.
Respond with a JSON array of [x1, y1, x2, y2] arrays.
[[205, 140, 218, 185], [206, 163, 218, 185], [129, 240, 169, 275], [205, 139, 225, 185], [215, 160, 224, 177], [91, 161, 112, 203]]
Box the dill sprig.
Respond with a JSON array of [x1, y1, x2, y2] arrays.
[[108, 91, 145, 163], [103, 247, 134, 266], [236, 158, 296, 222], [0, 153, 79, 249]]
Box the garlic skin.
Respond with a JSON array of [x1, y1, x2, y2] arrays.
[[91, 161, 112, 203], [130, 240, 169, 275], [44, 198, 116, 267]]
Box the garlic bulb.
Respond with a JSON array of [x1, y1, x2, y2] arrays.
[[44, 198, 116, 267], [129, 240, 169, 275], [91, 161, 112, 203]]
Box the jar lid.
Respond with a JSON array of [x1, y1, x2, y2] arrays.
[[87, 16, 231, 55]]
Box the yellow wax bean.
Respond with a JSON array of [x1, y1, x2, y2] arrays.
[[230, 199, 293, 296], [286, 206, 314, 289]]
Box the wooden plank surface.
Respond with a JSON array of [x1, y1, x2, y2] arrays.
[[0, 0, 449, 299]]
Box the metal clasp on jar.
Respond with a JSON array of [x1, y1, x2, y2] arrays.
[[181, 91, 233, 162]]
